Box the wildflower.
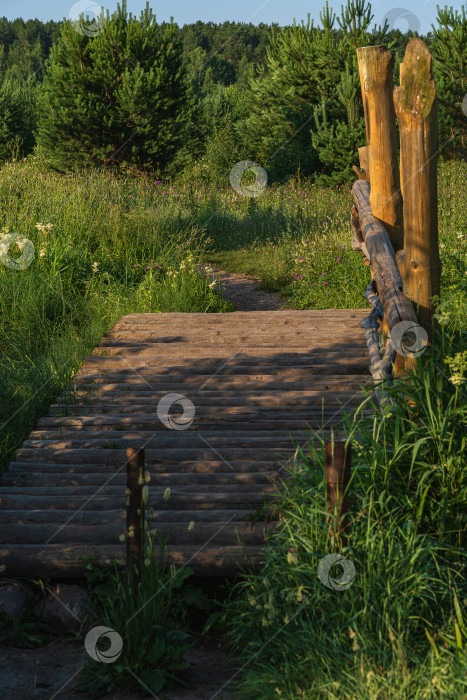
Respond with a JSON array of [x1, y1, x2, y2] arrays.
[[337, 256, 341, 261], [92, 262, 99, 273], [209, 281, 216, 288], [39, 249, 46, 258], [287, 551, 298, 565], [167, 270, 173, 276], [35, 223, 53, 234], [144, 266, 149, 270], [298, 256, 303, 262], [445, 351, 467, 386], [133, 264, 137, 268]]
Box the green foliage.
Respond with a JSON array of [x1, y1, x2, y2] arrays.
[[0, 78, 38, 163], [0, 160, 232, 474], [37, 3, 195, 173], [212, 305, 466, 698], [79, 547, 197, 697], [235, 1, 390, 182], [311, 64, 367, 184], [429, 4, 467, 155]]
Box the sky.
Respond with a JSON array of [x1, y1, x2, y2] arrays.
[[1, 1, 466, 37]]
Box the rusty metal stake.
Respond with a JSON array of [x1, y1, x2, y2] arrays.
[[324, 440, 351, 547], [126, 447, 145, 591]]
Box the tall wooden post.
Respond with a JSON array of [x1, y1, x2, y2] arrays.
[[126, 447, 145, 591], [325, 440, 351, 547], [356, 45, 404, 254], [394, 38, 441, 339]]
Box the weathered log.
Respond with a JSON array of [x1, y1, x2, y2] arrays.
[[394, 37, 441, 337], [360, 280, 396, 405], [352, 179, 418, 339], [356, 45, 403, 252], [0, 544, 269, 578], [350, 205, 370, 261], [0, 521, 275, 546]]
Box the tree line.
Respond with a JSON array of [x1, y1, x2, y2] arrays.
[[0, 1, 465, 182]]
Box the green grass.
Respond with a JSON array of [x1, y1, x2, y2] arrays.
[[208, 307, 466, 700], [0, 156, 234, 473], [197, 156, 467, 308]]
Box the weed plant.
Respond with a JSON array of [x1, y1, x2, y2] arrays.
[[78, 512, 211, 698], [210, 299, 466, 699]]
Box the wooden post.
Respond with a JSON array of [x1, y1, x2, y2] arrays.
[[394, 38, 441, 341], [126, 447, 145, 590], [325, 441, 351, 547], [357, 45, 404, 254]]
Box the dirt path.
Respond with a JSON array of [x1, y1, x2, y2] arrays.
[[0, 638, 239, 699], [199, 264, 285, 310]]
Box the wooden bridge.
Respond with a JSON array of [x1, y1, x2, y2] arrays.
[[0, 310, 371, 577], [0, 38, 440, 579]]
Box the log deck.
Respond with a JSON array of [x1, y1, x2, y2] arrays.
[[0, 310, 371, 577]]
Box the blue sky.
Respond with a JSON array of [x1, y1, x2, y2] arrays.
[[1, 1, 465, 36]]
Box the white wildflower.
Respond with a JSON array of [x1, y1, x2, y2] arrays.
[[92, 262, 99, 273]]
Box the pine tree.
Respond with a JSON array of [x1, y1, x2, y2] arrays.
[[37, 2, 195, 173], [311, 63, 366, 184], [235, 1, 388, 182], [429, 4, 467, 156]]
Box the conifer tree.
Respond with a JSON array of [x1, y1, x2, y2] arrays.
[[429, 4, 467, 156], [37, 2, 195, 173], [236, 1, 388, 182]]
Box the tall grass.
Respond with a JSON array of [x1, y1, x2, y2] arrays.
[[209, 299, 466, 699], [0, 156, 233, 473]]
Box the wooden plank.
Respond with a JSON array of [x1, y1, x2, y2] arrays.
[[6, 460, 281, 474], [0, 521, 278, 545], [0, 493, 278, 510], [0, 509, 259, 525], [0, 544, 269, 577], [1, 485, 279, 496], [1, 471, 280, 486]]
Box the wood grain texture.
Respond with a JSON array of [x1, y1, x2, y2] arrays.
[[0, 311, 370, 576], [356, 44, 403, 252], [394, 37, 441, 337]]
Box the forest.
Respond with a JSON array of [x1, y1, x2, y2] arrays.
[[0, 1, 466, 183]]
